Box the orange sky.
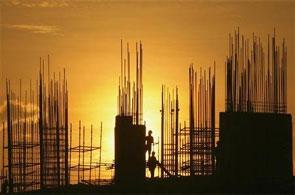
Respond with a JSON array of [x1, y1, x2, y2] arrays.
[[1, 0, 294, 172]]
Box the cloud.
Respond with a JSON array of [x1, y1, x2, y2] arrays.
[[3, 24, 62, 36], [5, 0, 70, 8], [0, 99, 39, 125]]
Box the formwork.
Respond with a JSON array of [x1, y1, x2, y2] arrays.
[[219, 112, 292, 181], [114, 116, 145, 184]]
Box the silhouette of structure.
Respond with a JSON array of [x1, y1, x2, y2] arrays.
[[1, 56, 108, 193], [69, 121, 103, 185], [2, 80, 40, 193], [160, 86, 178, 177], [219, 29, 292, 183], [161, 65, 217, 178], [38, 57, 69, 189], [219, 112, 292, 181], [117, 40, 143, 124], [1, 56, 69, 192], [3, 56, 69, 192], [225, 29, 287, 113], [115, 40, 146, 185], [1, 30, 293, 193]]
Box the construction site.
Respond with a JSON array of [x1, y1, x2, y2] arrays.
[[0, 56, 110, 193], [0, 30, 293, 193]]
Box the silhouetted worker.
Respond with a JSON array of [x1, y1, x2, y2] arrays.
[[145, 130, 154, 157], [1, 179, 8, 194], [147, 151, 157, 179]]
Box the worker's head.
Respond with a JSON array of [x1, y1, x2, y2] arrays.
[[152, 151, 155, 156], [148, 130, 152, 135]]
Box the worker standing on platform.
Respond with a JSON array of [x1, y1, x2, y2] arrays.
[[147, 151, 157, 179], [145, 130, 154, 157]]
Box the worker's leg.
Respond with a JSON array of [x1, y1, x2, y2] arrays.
[[150, 169, 154, 178], [148, 149, 151, 158]]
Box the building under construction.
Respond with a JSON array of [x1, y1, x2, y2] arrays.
[[2, 79, 41, 193], [0, 30, 293, 193], [69, 121, 104, 185], [161, 64, 217, 178], [1, 56, 104, 193], [159, 30, 292, 184], [114, 40, 146, 186], [111, 32, 292, 191], [219, 29, 292, 182], [0, 56, 69, 193]]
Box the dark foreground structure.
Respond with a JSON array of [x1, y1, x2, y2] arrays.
[[218, 112, 293, 184], [114, 40, 146, 185], [114, 115, 145, 185], [33, 176, 295, 194]]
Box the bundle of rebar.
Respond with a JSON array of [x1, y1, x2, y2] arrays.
[[225, 29, 287, 113], [161, 64, 216, 177], [160, 85, 179, 177], [117, 40, 143, 125], [183, 64, 216, 176], [38, 56, 69, 189]]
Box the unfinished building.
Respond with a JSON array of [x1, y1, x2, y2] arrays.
[[161, 64, 217, 177], [1, 56, 104, 193], [219, 29, 292, 182], [1, 56, 69, 192], [114, 40, 146, 185], [69, 121, 103, 185]]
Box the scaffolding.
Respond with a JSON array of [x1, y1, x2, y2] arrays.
[[69, 121, 103, 185], [1, 55, 69, 192], [225, 28, 287, 113], [2, 80, 40, 193], [39, 56, 69, 189], [161, 65, 217, 177], [160, 85, 178, 177], [1, 55, 111, 193]]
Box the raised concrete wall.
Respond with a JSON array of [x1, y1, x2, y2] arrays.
[[114, 115, 145, 185], [218, 112, 292, 182]]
